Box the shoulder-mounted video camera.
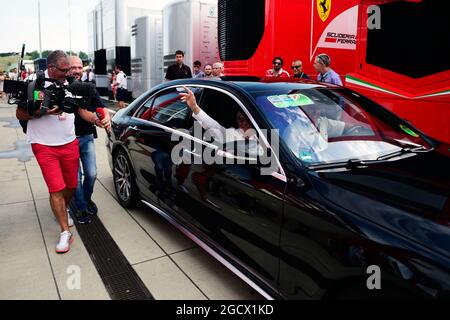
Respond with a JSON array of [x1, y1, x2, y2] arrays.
[[4, 71, 97, 116]]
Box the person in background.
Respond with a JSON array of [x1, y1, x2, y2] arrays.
[[26, 70, 37, 81], [204, 64, 213, 78], [192, 60, 205, 78], [313, 53, 343, 86], [110, 70, 117, 101], [82, 67, 95, 84], [291, 59, 310, 79], [165, 50, 192, 81], [266, 56, 290, 78], [114, 65, 128, 109], [212, 62, 224, 78], [9, 68, 18, 81], [20, 67, 28, 81], [0, 72, 4, 99], [68, 55, 111, 224]]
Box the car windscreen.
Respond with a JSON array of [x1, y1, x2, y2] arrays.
[[251, 86, 432, 165]]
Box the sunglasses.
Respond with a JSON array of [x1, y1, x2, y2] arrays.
[[50, 65, 71, 73], [291, 65, 302, 69], [273, 62, 282, 65]]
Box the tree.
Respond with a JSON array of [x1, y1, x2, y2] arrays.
[[41, 50, 52, 58], [78, 51, 88, 60], [27, 51, 40, 60]]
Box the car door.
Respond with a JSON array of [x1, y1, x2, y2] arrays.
[[128, 88, 193, 205], [169, 87, 287, 292]]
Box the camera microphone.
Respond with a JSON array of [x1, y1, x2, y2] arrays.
[[66, 80, 96, 98], [96, 107, 111, 136], [96, 107, 106, 121]]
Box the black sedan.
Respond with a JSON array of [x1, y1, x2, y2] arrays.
[[106, 77, 450, 299]]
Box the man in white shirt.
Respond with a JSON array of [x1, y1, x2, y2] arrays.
[[283, 104, 349, 160], [180, 86, 257, 145], [25, 71, 37, 81], [81, 67, 95, 83], [8, 69, 18, 80], [114, 65, 128, 109], [309, 106, 346, 141], [16, 50, 100, 254], [266, 57, 290, 78]]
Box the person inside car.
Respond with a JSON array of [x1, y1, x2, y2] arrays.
[[282, 103, 356, 160], [179, 86, 258, 144], [307, 104, 347, 140]]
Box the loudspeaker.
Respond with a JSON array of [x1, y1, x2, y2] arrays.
[[94, 49, 107, 75], [115, 47, 131, 75], [34, 58, 47, 72]]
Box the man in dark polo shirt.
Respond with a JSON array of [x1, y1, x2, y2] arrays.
[[165, 50, 192, 81], [69, 56, 111, 224]]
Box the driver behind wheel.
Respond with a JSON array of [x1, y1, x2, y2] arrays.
[[307, 104, 350, 140]]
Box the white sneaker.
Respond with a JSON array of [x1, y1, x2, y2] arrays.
[[67, 209, 74, 228], [55, 231, 73, 254]]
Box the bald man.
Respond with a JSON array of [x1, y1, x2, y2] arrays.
[[68, 56, 111, 224]]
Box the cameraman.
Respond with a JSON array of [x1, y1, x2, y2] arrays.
[[68, 55, 111, 223], [16, 50, 98, 254]]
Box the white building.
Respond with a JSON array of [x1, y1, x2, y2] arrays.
[[87, 0, 220, 97], [131, 15, 164, 98], [163, 0, 220, 74], [87, 0, 161, 95]]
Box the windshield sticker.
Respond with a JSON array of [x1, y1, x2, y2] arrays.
[[267, 94, 314, 108], [299, 148, 314, 162], [289, 94, 314, 106], [267, 95, 290, 108], [399, 124, 419, 138]]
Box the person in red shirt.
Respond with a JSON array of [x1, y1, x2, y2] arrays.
[[20, 68, 28, 81], [266, 56, 290, 78], [110, 70, 117, 100]]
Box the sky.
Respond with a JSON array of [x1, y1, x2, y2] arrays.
[[0, 0, 172, 54]]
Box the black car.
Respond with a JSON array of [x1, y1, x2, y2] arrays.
[[106, 77, 450, 299]]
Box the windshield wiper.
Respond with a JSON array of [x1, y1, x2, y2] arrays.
[[376, 146, 431, 161], [307, 158, 370, 171], [307, 146, 432, 171]]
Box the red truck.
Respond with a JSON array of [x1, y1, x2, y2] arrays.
[[218, 0, 450, 143]]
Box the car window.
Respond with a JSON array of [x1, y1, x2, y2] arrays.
[[195, 89, 268, 159], [126, 94, 149, 116], [133, 97, 154, 120], [252, 86, 432, 165], [200, 89, 244, 130], [133, 88, 190, 129]]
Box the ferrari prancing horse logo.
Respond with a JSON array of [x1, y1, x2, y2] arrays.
[[317, 0, 331, 22]]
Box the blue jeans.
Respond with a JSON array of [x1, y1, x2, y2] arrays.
[[74, 134, 97, 211]]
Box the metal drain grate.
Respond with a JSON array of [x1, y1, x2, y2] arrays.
[[70, 204, 154, 300]]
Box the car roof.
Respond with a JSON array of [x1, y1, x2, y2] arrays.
[[158, 76, 337, 95], [230, 81, 326, 93]]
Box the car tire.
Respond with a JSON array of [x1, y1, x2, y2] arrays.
[[113, 148, 139, 208]]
